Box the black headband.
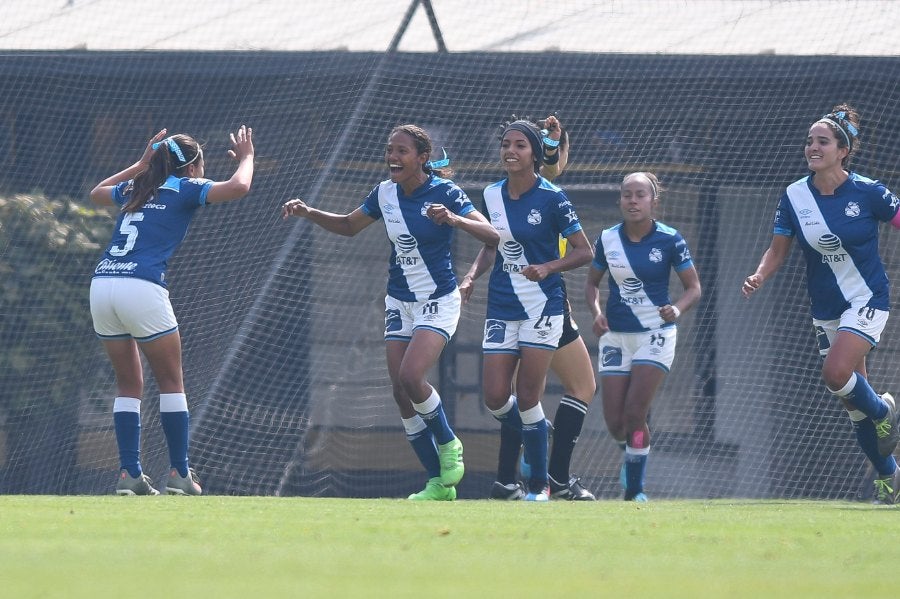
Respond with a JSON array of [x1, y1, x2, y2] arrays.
[[502, 121, 543, 172]]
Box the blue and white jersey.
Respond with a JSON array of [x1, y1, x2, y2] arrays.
[[361, 174, 475, 302], [483, 176, 583, 320], [93, 175, 212, 288], [774, 172, 899, 320], [593, 221, 693, 332]]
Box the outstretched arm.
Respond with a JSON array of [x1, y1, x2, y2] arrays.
[[282, 200, 375, 237], [742, 234, 792, 299], [206, 125, 255, 204]]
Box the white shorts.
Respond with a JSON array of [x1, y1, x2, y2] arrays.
[[384, 289, 461, 342], [598, 327, 677, 375], [482, 314, 564, 354], [90, 277, 178, 342], [813, 302, 889, 356]]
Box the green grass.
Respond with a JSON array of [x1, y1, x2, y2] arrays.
[[0, 496, 892, 598]]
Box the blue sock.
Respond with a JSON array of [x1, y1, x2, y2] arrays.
[[414, 388, 454, 445], [490, 395, 523, 430], [850, 412, 897, 476], [520, 404, 549, 492], [624, 447, 649, 498], [833, 373, 887, 420], [404, 418, 441, 479], [113, 397, 142, 478], [497, 420, 523, 484], [160, 393, 190, 478]]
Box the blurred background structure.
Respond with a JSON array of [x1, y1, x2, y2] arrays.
[[2, 1, 900, 499]]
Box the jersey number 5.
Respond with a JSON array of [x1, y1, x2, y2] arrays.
[[109, 212, 145, 257]]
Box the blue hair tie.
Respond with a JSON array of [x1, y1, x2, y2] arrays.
[[832, 111, 859, 137], [151, 137, 187, 164], [426, 147, 450, 170], [540, 129, 560, 148]]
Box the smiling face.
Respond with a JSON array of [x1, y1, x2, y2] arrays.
[[620, 173, 658, 223], [805, 121, 849, 174], [385, 131, 427, 187], [500, 129, 535, 175]]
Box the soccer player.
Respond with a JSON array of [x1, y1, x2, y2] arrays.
[[585, 172, 701, 501], [282, 125, 498, 500], [463, 116, 597, 501], [742, 104, 900, 504], [461, 119, 593, 501], [90, 125, 256, 496]]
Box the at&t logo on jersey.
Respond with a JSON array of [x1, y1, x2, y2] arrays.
[[844, 202, 860, 217], [527, 209, 542, 225], [817, 233, 847, 263], [620, 277, 644, 305], [394, 233, 419, 265], [501, 241, 526, 273]]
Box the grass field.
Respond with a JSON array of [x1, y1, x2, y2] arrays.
[[1, 496, 893, 598]]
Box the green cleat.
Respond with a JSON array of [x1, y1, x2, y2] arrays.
[[165, 468, 202, 496], [874, 392, 900, 457], [115, 470, 160, 496], [873, 468, 900, 505], [437, 437, 465, 487], [408, 477, 457, 501]]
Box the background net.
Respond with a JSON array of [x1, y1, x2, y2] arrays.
[[1, 0, 899, 499]]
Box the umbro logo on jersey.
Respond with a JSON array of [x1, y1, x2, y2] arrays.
[[845, 202, 860, 217], [799, 208, 813, 216], [607, 251, 621, 259]]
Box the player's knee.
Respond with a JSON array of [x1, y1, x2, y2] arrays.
[[604, 417, 625, 440], [821, 364, 853, 392], [396, 367, 425, 398], [565, 379, 596, 403]]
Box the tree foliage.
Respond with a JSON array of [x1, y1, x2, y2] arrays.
[[0, 192, 113, 411]]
